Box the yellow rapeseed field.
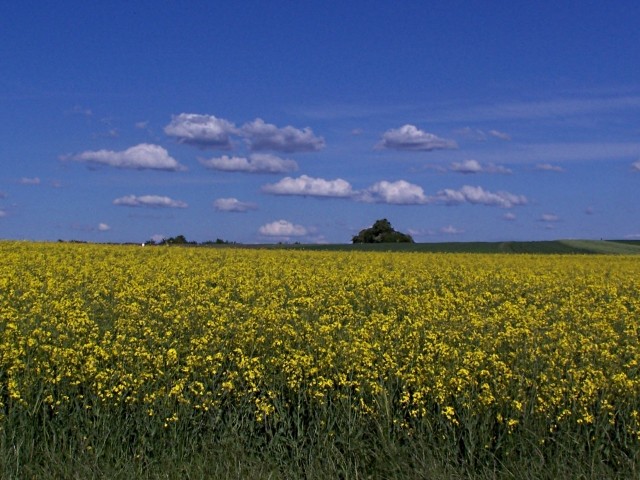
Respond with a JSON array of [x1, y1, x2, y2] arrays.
[[1, 241, 639, 461]]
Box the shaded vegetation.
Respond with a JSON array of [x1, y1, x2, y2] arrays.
[[352, 218, 414, 244]]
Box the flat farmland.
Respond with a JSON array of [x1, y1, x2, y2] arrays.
[[1, 241, 639, 478]]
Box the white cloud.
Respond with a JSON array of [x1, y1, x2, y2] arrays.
[[632, 160, 640, 171], [358, 180, 429, 205], [540, 213, 560, 222], [432, 185, 527, 208], [0, 209, 6, 218], [259, 220, 307, 237], [213, 198, 258, 212], [441, 225, 464, 234], [488, 129, 511, 141], [503, 212, 517, 221], [200, 153, 298, 173], [535, 163, 564, 172], [407, 228, 436, 237], [242, 118, 325, 153], [20, 177, 41, 185], [98, 223, 111, 231], [376, 124, 457, 151], [451, 159, 483, 173], [450, 159, 511, 174], [164, 113, 237, 149], [67, 144, 185, 171], [113, 195, 188, 208], [262, 175, 353, 197]]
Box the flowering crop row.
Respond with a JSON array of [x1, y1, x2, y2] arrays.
[[1, 241, 639, 468]]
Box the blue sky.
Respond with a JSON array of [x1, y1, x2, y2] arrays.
[[1, 1, 639, 244]]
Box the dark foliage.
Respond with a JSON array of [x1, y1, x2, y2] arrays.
[[352, 219, 414, 244]]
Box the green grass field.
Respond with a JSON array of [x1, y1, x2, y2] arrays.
[[273, 239, 640, 254]]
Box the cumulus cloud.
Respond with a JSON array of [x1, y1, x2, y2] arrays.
[[164, 113, 237, 149], [450, 159, 511, 174], [259, 220, 307, 237], [213, 197, 258, 212], [432, 185, 527, 208], [262, 175, 353, 197], [113, 195, 188, 208], [376, 124, 457, 151], [98, 223, 111, 231], [200, 153, 298, 173], [535, 163, 564, 172], [67, 144, 185, 171], [358, 180, 429, 205], [241, 118, 325, 153], [20, 177, 41, 185], [632, 160, 640, 171]]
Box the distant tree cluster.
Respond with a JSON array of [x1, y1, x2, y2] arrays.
[[144, 235, 236, 246], [352, 219, 414, 244]]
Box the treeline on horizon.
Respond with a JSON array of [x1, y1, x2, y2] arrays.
[[50, 237, 640, 255]]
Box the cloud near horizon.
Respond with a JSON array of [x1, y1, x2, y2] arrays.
[[259, 219, 308, 237], [376, 124, 457, 151], [213, 197, 258, 212], [200, 153, 298, 173], [113, 194, 188, 208], [67, 144, 186, 171], [441, 225, 464, 234]]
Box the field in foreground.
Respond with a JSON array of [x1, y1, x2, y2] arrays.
[[1, 241, 639, 479]]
